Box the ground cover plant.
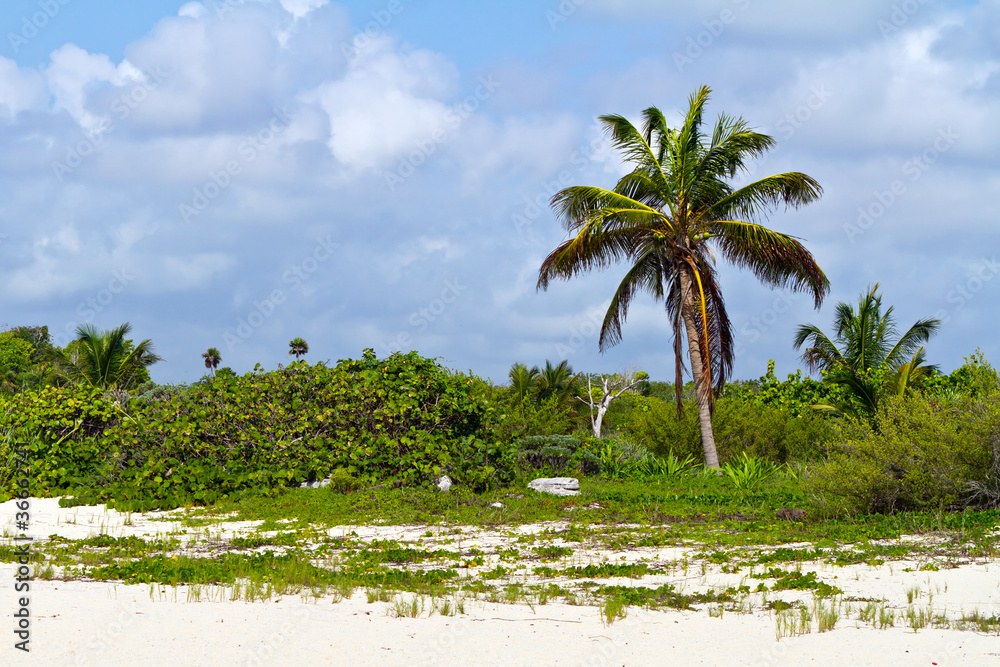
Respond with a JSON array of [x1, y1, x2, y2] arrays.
[[4, 473, 998, 633]]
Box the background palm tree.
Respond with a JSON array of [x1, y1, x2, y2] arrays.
[[534, 359, 580, 410], [508, 362, 540, 402], [793, 283, 941, 419], [202, 347, 222, 377], [288, 337, 308, 360], [50, 322, 163, 390], [537, 86, 829, 468]]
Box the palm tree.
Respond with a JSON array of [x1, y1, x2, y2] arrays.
[[508, 362, 541, 402], [537, 86, 829, 468], [288, 337, 308, 360], [202, 347, 222, 377], [50, 323, 163, 390], [793, 283, 940, 419], [535, 359, 580, 409]]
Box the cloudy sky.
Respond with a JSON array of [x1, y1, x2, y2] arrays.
[[0, 0, 996, 385]]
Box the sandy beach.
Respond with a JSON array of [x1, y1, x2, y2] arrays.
[[2, 498, 999, 666]]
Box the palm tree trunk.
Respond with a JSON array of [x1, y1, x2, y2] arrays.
[[678, 269, 721, 469]]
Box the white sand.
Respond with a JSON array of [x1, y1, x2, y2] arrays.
[[2, 498, 999, 666]]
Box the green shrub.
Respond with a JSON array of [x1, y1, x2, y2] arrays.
[[515, 435, 601, 476], [615, 393, 832, 466], [722, 452, 780, 500], [713, 400, 833, 464], [616, 395, 702, 462], [805, 394, 1000, 515], [324, 468, 363, 494], [3, 350, 508, 509], [0, 385, 121, 498]]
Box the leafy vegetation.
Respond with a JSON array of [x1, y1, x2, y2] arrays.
[[794, 284, 941, 421]]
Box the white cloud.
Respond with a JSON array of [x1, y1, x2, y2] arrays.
[[0, 56, 47, 116], [178, 2, 208, 19], [44, 44, 144, 131], [280, 0, 329, 21], [309, 36, 458, 169]]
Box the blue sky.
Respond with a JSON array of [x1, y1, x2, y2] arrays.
[[0, 0, 997, 385]]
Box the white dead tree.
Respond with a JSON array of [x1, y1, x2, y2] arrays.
[[577, 370, 646, 438]]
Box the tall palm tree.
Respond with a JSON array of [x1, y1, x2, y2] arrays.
[[202, 347, 222, 377], [537, 86, 829, 468], [288, 337, 309, 360], [793, 283, 940, 419], [50, 323, 163, 390]]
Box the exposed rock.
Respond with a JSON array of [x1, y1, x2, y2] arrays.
[[300, 477, 331, 489], [437, 475, 452, 492], [490, 502, 504, 508], [775, 508, 808, 521], [528, 477, 580, 496]]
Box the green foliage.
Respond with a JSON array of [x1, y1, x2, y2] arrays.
[[488, 391, 579, 442], [324, 468, 363, 494], [2, 350, 506, 509], [921, 349, 1000, 401], [515, 435, 601, 476], [722, 452, 780, 500], [50, 323, 162, 391], [0, 333, 34, 375], [806, 393, 1000, 515], [616, 394, 703, 462], [712, 399, 834, 463], [723, 362, 846, 417], [617, 391, 832, 466], [793, 284, 941, 421], [0, 385, 121, 497]]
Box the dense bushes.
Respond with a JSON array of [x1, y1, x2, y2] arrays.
[[5, 345, 1000, 518], [1, 351, 506, 509], [514, 435, 601, 476], [0, 385, 121, 496], [609, 393, 833, 465], [805, 393, 1000, 515]]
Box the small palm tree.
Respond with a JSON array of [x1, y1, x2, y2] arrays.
[[288, 337, 308, 360], [202, 347, 222, 377], [50, 323, 163, 390], [793, 283, 941, 419], [535, 360, 580, 410], [537, 86, 829, 468], [508, 362, 541, 402]]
